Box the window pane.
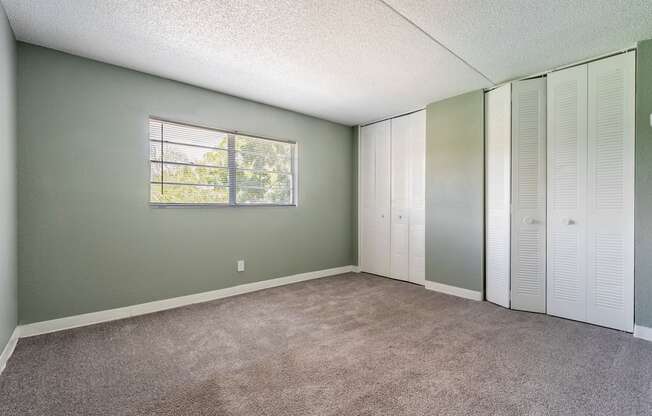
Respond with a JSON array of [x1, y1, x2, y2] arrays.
[[150, 141, 162, 161], [235, 134, 293, 171], [159, 184, 229, 204], [151, 161, 162, 182], [236, 186, 292, 205], [158, 162, 229, 186], [153, 142, 228, 168], [235, 151, 292, 173], [150, 183, 163, 203], [236, 170, 293, 204]]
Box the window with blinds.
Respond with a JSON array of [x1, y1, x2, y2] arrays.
[[149, 118, 297, 206]]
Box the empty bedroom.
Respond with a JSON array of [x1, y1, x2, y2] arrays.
[[1, 1, 652, 415]]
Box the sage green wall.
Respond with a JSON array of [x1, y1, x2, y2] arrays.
[[0, 4, 17, 348], [17, 43, 355, 324], [425, 91, 484, 292], [636, 39, 652, 327]]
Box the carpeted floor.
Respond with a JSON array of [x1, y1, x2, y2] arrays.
[[1, 273, 652, 415]]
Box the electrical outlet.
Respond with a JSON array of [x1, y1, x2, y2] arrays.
[[237, 260, 245, 272]]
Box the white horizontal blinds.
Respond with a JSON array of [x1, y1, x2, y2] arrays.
[[586, 52, 634, 332], [546, 65, 588, 322], [234, 134, 294, 205], [149, 119, 230, 204], [149, 118, 296, 205], [485, 84, 511, 308], [511, 78, 546, 313]]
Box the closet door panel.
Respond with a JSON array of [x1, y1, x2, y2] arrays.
[[511, 78, 547, 313], [485, 84, 512, 308], [391, 116, 410, 281], [374, 120, 392, 277], [360, 124, 376, 274], [547, 65, 588, 322], [586, 52, 635, 332], [409, 110, 426, 285]]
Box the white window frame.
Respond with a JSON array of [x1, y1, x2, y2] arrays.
[[149, 117, 298, 207]]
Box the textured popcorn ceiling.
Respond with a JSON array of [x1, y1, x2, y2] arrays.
[[0, 0, 489, 125], [384, 0, 652, 83], [2, 1, 651, 125]]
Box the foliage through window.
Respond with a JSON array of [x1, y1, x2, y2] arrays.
[[149, 118, 296, 205]]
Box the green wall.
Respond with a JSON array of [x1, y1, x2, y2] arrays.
[[425, 91, 485, 293], [636, 39, 652, 327], [17, 43, 356, 324], [0, 4, 16, 349]]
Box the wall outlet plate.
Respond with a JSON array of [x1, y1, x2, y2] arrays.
[[237, 260, 245, 272]]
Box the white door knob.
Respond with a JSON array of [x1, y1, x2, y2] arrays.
[[523, 216, 535, 225], [561, 217, 573, 225]]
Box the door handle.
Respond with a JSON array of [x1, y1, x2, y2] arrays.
[[523, 216, 535, 225], [561, 217, 573, 225]]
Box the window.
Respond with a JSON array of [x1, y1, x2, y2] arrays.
[[149, 118, 297, 206]]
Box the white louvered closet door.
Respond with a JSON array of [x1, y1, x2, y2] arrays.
[[547, 65, 588, 322], [511, 78, 547, 313], [485, 84, 512, 308], [586, 52, 635, 332], [408, 110, 426, 285], [361, 121, 391, 277], [391, 116, 411, 281]]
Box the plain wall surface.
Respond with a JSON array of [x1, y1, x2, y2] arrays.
[[17, 43, 355, 324], [0, 4, 17, 349], [425, 91, 484, 292], [636, 39, 652, 327]]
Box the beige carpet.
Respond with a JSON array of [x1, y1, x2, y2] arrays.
[[1, 273, 652, 415]]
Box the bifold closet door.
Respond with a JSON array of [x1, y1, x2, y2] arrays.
[[485, 84, 511, 308], [390, 110, 426, 284], [361, 121, 391, 277], [391, 116, 411, 281], [547, 65, 588, 323], [511, 78, 547, 313], [408, 110, 426, 285], [586, 52, 634, 332]]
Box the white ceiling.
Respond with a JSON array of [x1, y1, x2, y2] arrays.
[[384, 0, 652, 83], [2, 1, 651, 126]]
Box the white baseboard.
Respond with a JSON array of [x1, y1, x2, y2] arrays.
[[18, 265, 355, 338], [425, 281, 483, 301], [352, 265, 361, 273], [0, 327, 20, 375], [634, 325, 652, 342]]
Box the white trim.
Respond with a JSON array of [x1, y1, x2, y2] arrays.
[[0, 327, 20, 375], [425, 281, 483, 301], [357, 124, 363, 270], [18, 266, 355, 338], [634, 325, 652, 342]]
